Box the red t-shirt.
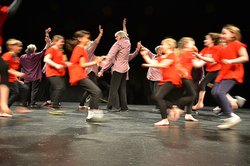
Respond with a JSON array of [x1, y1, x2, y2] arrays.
[[2, 52, 19, 82], [200, 45, 222, 72], [0, 6, 8, 46], [178, 50, 194, 80], [215, 41, 246, 83], [68, 45, 89, 86], [158, 53, 181, 86], [44, 47, 66, 77]]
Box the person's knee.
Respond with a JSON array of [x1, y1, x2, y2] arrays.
[[198, 83, 206, 91]]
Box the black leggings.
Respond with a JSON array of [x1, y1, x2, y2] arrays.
[[0, 57, 9, 85], [198, 70, 219, 91]]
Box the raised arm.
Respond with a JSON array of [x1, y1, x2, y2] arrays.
[[122, 18, 128, 35], [8, 0, 22, 16], [44, 27, 52, 50], [94, 25, 103, 44]]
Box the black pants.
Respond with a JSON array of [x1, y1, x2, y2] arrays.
[[8, 81, 30, 107], [211, 80, 236, 117], [39, 74, 51, 102], [0, 57, 9, 85], [25, 79, 41, 105], [153, 82, 178, 119], [107, 71, 128, 110], [175, 78, 196, 114], [78, 78, 102, 109], [149, 80, 160, 108], [198, 71, 219, 91], [48, 76, 65, 107], [79, 71, 98, 106]]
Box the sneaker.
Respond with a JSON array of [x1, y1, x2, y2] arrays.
[[217, 113, 241, 129], [235, 96, 247, 108], [86, 109, 105, 122], [213, 106, 221, 114]]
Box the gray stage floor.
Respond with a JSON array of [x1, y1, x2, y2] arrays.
[[1, 103, 250, 166]]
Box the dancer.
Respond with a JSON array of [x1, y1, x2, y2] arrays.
[[44, 35, 70, 109], [192, 33, 222, 110], [174, 37, 205, 121], [208, 25, 248, 129], [0, 46, 13, 117], [0, 0, 22, 117], [20, 27, 51, 108], [140, 44, 163, 111], [77, 25, 105, 110], [66, 29, 104, 121], [141, 38, 184, 126], [97, 18, 131, 111], [2, 39, 31, 113], [193, 33, 247, 113]]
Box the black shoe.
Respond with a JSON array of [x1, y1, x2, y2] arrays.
[[108, 107, 120, 112]]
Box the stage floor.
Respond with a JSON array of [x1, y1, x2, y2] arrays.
[[1, 103, 250, 166]]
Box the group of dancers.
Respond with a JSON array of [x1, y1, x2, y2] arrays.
[[140, 25, 248, 129], [0, 0, 249, 129]]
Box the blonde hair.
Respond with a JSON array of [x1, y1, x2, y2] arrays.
[[52, 35, 64, 43], [177, 37, 195, 49], [161, 38, 177, 49], [6, 38, 22, 50], [222, 24, 241, 41]]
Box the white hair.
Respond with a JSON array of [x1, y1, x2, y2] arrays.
[[114, 30, 128, 39], [25, 44, 37, 53]]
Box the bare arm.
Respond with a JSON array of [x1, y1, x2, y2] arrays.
[[122, 18, 128, 35], [194, 52, 215, 63], [222, 46, 249, 64], [44, 54, 64, 69], [94, 25, 103, 44], [79, 56, 104, 68]]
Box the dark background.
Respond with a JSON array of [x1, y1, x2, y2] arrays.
[[2, 0, 250, 107]]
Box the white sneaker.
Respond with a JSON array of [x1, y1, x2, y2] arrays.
[[86, 109, 104, 122], [213, 106, 221, 114], [86, 110, 94, 119], [235, 96, 247, 108], [217, 113, 241, 129]]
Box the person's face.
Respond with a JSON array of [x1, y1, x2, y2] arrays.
[[80, 34, 90, 46], [115, 35, 121, 41], [221, 28, 234, 42], [185, 41, 195, 49], [56, 39, 65, 49], [10, 44, 23, 54], [203, 35, 213, 47]]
